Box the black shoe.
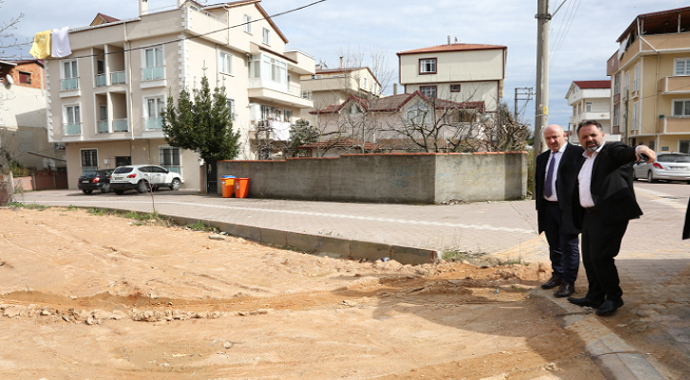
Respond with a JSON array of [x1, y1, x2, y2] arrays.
[[567, 296, 603, 308], [595, 299, 624, 316], [541, 275, 562, 289], [554, 283, 574, 298]]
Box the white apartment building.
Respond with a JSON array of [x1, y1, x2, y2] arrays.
[[46, 0, 314, 190], [396, 42, 507, 118], [565, 80, 618, 143]]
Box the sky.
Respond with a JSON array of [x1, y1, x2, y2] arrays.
[[1, 0, 689, 131]]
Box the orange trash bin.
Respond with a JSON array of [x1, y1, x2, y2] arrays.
[[221, 177, 235, 198], [234, 178, 250, 198]]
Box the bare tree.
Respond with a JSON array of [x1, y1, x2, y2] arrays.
[[338, 45, 395, 97], [0, 1, 27, 58]]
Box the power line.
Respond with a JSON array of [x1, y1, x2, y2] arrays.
[[42, 0, 328, 61]]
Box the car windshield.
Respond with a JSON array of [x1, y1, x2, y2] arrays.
[[659, 155, 690, 163], [114, 167, 134, 174]]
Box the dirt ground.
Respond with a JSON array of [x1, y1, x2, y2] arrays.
[[0, 207, 611, 380]]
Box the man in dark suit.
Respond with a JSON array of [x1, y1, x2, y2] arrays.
[[684, 198, 690, 240], [568, 120, 656, 316], [534, 124, 584, 297]]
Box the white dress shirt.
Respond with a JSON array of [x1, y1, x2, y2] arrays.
[[578, 143, 606, 208], [544, 142, 568, 202]]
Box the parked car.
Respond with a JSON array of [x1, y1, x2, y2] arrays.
[[633, 152, 690, 183], [77, 169, 114, 194], [110, 165, 183, 195]]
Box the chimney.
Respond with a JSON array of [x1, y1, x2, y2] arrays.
[[393, 83, 398, 95], [339, 56, 344, 68], [447, 35, 451, 45], [139, 0, 149, 15]]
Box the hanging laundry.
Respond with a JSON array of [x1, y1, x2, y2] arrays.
[[51, 26, 72, 58], [29, 30, 52, 59]]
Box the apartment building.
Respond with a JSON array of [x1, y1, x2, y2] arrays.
[[45, 0, 314, 190], [396, 42, 507, 118], [299, 65, 381, 125], [607, 6, 690, 153], [0, 59, 65, 171], [565, 80, 618, 143]]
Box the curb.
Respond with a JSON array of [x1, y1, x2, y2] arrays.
[[536, 290, 665, 380]]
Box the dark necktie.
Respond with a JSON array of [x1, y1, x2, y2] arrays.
[[544, 151, 556, 198]]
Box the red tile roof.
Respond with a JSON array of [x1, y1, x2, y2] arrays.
[[90, 13, 120, 26], [311, 91, 485, 115], [397, 43, 506, 56], [573, 80, 610, 89]]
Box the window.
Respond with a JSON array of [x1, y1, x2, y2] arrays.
[[632, 102, 639, 130], [633, 64, 639, 92], [675, 58, 690, 76], [680, 140, 690, 154], [227, 99, 236, 120], [284, 109, 292, 122], [450, 84, 461, 92], [18, 71, 31, 84], [407, 101, 429, 124], [98, 104, 108, 133], [144, 97, 165, 130], [673, 99, 690, 116], [263, 56, 287, 84], [143, 46, 164, 81], [648, 140, 655, 151], [64, 105, 81, 135], [363, 77, 368, 90], [585, 102, 592, 112], [262, 28, 270, 45], [613, 105, 620, 126], [81, 149, 98, 172], [420, 86, 437, 98], [419, 58, 437, 74], [614, 74, 620, 95], [61, 60, 78, 90], [624, 72, 630, 95], [243, 14, 252, 34], [310, 74, 322, 79], [219, 51, 233, 75], [159, 146, 181, 173]]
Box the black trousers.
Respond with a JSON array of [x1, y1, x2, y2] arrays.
[[541, 201, 580, 283], [581, 210, 628, 303]]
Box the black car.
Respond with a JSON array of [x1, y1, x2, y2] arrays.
[[77, 169, 114, 194]]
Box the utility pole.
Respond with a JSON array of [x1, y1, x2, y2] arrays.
[[514, 87, 534, 122], [534, 0, 551, 154]]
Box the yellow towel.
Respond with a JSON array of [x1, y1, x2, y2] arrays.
[[29, 30, 52, 59]]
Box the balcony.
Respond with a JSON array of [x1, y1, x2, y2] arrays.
[[248, 78, 313, 109], [111, 71, 126, 85], [143, 66, 164, 81], [61, 78, 78, 91], [97, 120, 109, 133], [95, 74, 107, 87], [113, 119, 128, 132], [64, 123, 81, 135], [658, 76, 690, 95], [144, 117, 163, 130]]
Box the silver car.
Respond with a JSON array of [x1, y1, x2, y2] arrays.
[[110, 164, 183, 194], [633, 152, 690, 183]]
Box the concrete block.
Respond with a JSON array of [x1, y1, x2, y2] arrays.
[[233, 224, 262, 241], [390, 245, 436, 265], [286, 232, 319, 253], [259, 227, 288, 247], [316, 236, 351, 256], [350, 240, 391, 261]]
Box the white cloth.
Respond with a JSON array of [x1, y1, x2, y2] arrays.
[[51, 27, 72, 58], [544, 142, 567, 202], [270, 121, 291, 141], [578, 143, 606, 208]]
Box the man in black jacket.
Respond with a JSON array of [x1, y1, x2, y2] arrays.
[[534, 125, 584, 297], [568, 120, 656, 316]]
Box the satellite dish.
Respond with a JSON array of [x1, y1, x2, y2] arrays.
[[5, 74, 13, 85]]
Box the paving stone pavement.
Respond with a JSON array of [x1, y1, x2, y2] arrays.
[[17, 181, 690, 378]]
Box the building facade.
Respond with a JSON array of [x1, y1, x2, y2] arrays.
[[565, 80, 617, 143], [0, 59, 65, 171], [396, 43, 507, 119], [45, 0, 314, 190], [607, 6, 690, 153]]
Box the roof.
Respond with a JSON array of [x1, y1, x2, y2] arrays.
[[90, 13, 121, 26], [573, 80, 610, 89], [296, 138, 383, 151], [310, 91, 485, 115], [616, 6, 690, 42], [312, 66, 382, 87], [0, 59, 43, 68], [397, 43, 507, 56]]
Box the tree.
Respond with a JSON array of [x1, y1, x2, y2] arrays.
[[0, 0, 26, 57], [162, 75, 240, 164], [286, 119, 318, 157]]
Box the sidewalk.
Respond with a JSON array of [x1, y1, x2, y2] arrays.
[[20, 182, 690, 378]]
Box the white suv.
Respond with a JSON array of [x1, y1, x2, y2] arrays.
[[110, 165, 183, 195]]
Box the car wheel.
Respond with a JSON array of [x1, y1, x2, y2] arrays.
[[82, 189, 93, 195], [114, 190, 124, 195], [136, 180, 149, 193], [170, 178, 181, 191], [100, 183, 111, 193], [647, 171, 657, 183]]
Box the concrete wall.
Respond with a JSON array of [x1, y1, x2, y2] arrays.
[[217, 152, 527, 204]]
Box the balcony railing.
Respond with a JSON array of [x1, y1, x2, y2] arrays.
[[113, 119, 128, 132], [64, 122, 81, 135], [142, 66, 164, 81], [144, 117, 162, 130], [96, 74, 107, 87], [61, 78, 79, 91], [98, 120, 109, 133], [111, 71, 126, 85]]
